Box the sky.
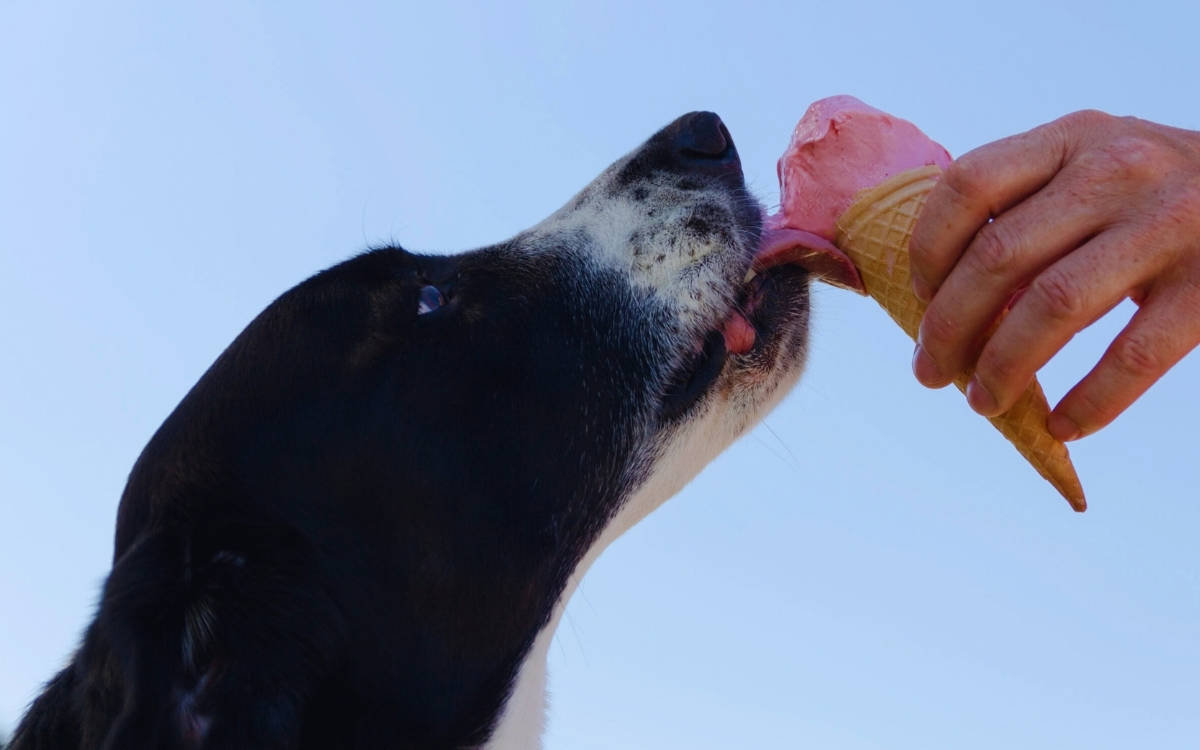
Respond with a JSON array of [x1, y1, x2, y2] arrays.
[[1, 1, 1198, 747]]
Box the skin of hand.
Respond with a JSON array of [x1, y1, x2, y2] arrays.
[[908, 110, 1200, 441]]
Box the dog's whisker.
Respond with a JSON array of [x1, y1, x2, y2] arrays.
[[760, 418, 803, 474]]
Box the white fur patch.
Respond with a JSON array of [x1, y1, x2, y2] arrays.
[[520, 166, 753, 338]]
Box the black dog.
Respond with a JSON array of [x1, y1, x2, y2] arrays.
[[11, 112, 813, 749]]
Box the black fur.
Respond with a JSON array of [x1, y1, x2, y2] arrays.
[[10, 112, 793, 749]]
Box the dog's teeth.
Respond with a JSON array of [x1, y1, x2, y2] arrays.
[[743, 268, 758, 284]]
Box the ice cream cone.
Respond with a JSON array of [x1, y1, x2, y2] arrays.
[[834, 165, 1086, 511]]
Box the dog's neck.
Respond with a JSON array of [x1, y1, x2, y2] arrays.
[[480, 551, 587, 750], [482, 512, 637, 750], [483, 413, 738, 750]]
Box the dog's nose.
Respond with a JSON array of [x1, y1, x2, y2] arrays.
[[669, 111, 741, 175]]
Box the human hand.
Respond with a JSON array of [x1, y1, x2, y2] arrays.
[[908, 110, 1200, 441]]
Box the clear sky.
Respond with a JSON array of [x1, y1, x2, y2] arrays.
[[2, 1, 1198, 747]]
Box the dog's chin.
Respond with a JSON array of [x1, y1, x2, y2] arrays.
[[729, 263, 811, 364], [661, 257, 811, 425], [715, 261, 811, 414]]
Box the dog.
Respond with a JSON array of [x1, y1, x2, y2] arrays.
[[10, 111, 816, 749]]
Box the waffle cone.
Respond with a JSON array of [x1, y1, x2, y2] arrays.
[[834, 165, 1086, 511]]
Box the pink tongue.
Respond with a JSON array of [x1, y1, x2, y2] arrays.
[[756, 225, 866, 294], [722, 312, 756, 354]]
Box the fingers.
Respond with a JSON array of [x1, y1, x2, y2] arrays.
[[913, 166, 1103, 387], [962, 226, 1172, 417], [907, 110, 1200, 441], [1048, 275, 1200, 440], [910, 117, 1072, 301]]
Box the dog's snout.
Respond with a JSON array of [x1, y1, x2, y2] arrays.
[[675, 112, 730, 158], [669, 111, 740, 175], [609, 111, 745, 190]]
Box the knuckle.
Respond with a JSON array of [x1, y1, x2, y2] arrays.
[[1110, 331, 1164, 379], [907, 227, 933, 266], [1030, 267, 1087, 321], [1096, 135, 1167, 183], [942, 156, 990, 208], [1059, 109, 1114, 132], [1065, 382, 1111, 430], [975, 345, 1020, 391], [968, 222, 1021, 277], [919, 303, 959, 349]]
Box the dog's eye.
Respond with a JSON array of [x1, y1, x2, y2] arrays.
[[417, 285, 445, 315]]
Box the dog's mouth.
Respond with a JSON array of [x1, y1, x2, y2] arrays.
[[659, 266, 805, 419], [721, 223, 866, 356], [661, 223, 861, 419]]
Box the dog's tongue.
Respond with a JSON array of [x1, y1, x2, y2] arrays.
[[762, 95, 952, 293], [756, 222, 866, 293], [722, 312, 756, 355]]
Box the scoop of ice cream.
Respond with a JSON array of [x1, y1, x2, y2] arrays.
[[757, 95, 951, 293], [777, 95, 952, 238]]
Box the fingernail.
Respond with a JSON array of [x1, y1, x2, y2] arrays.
[[912, 275, 933, 303], [912, 345, 945, 387], [1047, 412, 1082, 442], [966, 377, 1000, 416]]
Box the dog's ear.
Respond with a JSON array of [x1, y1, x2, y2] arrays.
[[122, 524, 346, 750], [8, 667, 81, 750], [12, 522, 344, 750]]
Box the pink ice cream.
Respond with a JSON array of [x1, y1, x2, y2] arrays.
[[776, 95, 952, 237], [757, 95, 952, 293]]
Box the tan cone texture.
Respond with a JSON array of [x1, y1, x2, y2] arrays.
[[834, 165, 1086, 510]]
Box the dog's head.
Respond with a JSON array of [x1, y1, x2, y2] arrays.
[[31, 113, 812, 749]]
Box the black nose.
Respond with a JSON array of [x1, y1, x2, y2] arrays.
[[668, 111, 740, 174], [615, 111, 745, 189]]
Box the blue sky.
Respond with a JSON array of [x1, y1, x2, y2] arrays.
[[2, 1, 1197, 747]]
